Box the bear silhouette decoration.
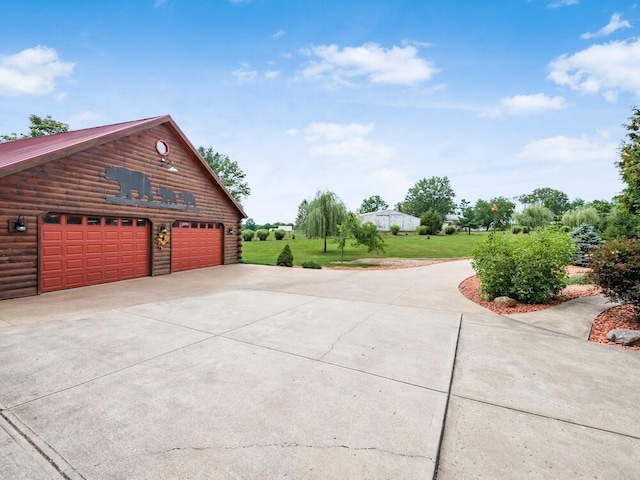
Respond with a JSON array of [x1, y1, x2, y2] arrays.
[[105, 167, 153, 201], [179, 192, 197, 208], [157, 187, 177, 204]]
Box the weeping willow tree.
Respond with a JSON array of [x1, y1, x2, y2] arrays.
[[301, 190, 347, 253]]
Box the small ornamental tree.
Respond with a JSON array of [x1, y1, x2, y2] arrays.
[[420, 209, 443, 235], [571, 224, 604, 266], [276, 244, 294, 267], [588, 238, 640, 320]]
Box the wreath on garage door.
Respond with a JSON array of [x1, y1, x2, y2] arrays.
[[156, 230, 170, 249]]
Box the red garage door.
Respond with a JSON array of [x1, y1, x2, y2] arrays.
[[171, 221, 223, 272], [41, 214, 150, 293]]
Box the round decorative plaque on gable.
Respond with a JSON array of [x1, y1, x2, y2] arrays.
[[155, 139, 170, 156]]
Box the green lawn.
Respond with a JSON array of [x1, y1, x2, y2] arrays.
[[241, 231, 493, 268]]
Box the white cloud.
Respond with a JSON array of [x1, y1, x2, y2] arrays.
[[304, 121, 396, 160], [284, 128, 298, 136], [298, 42, 438, 86], [309, 136, 396, 159], [271, 30, 285, 40], [517, 134, 617, 162], [481, 93, 567, 117], [67, 110, 102, 126], [0, 46, 74, 96], [547, 38, 640, 97], [547, 0, 579, 8], [264, 70, 280, 79], [305, 121, 374, 141], [401, 39, 433, 48], [581, 13, 631, 39], [232, 63, 258, 84]]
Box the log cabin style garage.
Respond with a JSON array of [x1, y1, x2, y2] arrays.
[[0, 115, 246, 300]]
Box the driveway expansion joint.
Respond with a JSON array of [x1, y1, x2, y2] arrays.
[[451, 394, 640, 441]]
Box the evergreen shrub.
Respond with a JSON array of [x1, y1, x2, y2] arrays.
[[390, 224, 401, 235], [274, 229, 286, 240], [444, 225, 456, 235], [571, 224, 604, 266], [256, 229, 269, 241], [276, 244, 293, 267]]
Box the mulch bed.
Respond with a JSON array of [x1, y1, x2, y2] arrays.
[[458, 274, 640, 351]]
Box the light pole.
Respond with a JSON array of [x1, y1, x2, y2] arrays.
[[492, 204, 498, 231]]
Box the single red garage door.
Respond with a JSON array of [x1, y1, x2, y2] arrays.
[[41, 213, 150, 293], [171, 221, 223, 272]]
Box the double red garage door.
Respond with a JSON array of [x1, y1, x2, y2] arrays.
[[41, 214, 150, 293], [40, 214, 224, 293]]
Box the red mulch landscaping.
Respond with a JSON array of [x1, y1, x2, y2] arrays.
[[458, 269, 640, 351]]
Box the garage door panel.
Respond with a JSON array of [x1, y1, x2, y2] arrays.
[[171, 222, 223, 273], [41, 214, 149, 293]]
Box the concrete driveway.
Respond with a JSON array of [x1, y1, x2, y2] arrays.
[[0, 261, 638, 479]]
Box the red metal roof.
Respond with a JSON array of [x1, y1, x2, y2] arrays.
[[0, 115, 247, 217], [0, 116, 167, 176]]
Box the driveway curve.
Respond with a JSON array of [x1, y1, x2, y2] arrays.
[[0, 260, 637, 479]]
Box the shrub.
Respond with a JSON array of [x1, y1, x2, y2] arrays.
[[390, 224, 401, 235], [242, 229, 255, 241], [274, 229, 286, 240], [417, 225, 429, 236], [561, 206, 600, 229], [598, 209, 640, 240], [587, 238, 640, 319], [420, 209, 443, 235], [522, 226, 530, 234], [560, 225, 571, 233], [571, 224, 604, 266], [256, 229, 269, 241], [511, 226, 522, 234], [444, 225, 456, 235], [301, 261, 322, 269], [276, 244, 293, 267], [471, 229, 576, 304]]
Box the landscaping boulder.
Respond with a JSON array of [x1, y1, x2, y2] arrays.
[[494, 296, 517, 308], [606, 329, 640, 346]]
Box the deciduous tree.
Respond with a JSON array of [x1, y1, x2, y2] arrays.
[[300, 191, 347, 253], [198, 146, 250, 204], [1, 114, 69, 142], [474, 197, 515, 231], [518, 187, 570, 219], [358, 195, 389, 213], [401, 176, 456, 217], [616, 107, 640, 213]]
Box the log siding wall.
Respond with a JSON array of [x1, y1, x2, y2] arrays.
[[0, 124, 243, 300]]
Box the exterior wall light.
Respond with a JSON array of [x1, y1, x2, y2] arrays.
[[14, 216, 27, 233]]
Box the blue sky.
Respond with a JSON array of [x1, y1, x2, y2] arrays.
[[1, 0, 638, 223]]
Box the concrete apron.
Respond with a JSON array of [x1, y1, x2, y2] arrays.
[[0, 261, 638, 479]]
